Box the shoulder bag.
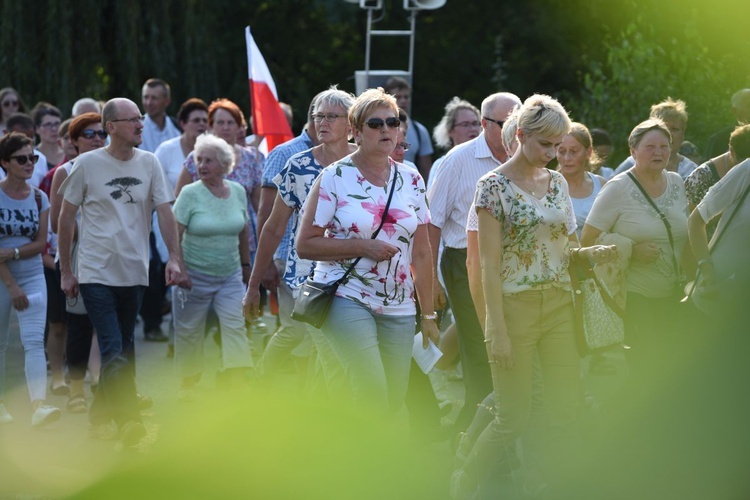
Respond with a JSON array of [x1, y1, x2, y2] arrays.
[[291, 165, 398, 329]]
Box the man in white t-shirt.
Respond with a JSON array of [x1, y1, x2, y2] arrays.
[[58, 98, 183, 447]]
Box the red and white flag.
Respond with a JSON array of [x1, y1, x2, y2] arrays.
[[245, 27, 293, 152]]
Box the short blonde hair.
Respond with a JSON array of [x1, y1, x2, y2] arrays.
[[516, 94, 571, 138], [628, 118, 672, 150], [195, 133, 236, 175], [650, 97, 688, 126], [565, 122, 602, 171], [501, 107, 520, 153], [348, 87, 399, 132]]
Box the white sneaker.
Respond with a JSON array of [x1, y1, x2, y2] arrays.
[[0, 403, 13, 424], [31, 405, 61, 427]]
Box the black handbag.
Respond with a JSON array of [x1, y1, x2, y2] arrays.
[[291, 164, 398, 328]]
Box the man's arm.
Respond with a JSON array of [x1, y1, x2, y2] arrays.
[[58, 200, 79, 298], [155, 202, 183, 286]]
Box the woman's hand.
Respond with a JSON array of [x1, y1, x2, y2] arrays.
[[579, 245, 618, 265], [420, 318, 440, 348], [362, 240, 400, 262], [632, 241, 660, 263], [242, 286, 261, 321], [0, 248, 13, 263], [9, 283, 29, 311], [489, 333, 514, 370]]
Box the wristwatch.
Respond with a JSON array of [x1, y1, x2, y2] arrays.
[[420, 312, 438, 321], [12, 248, 20, 260]]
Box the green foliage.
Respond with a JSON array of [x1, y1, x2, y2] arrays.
[[567, 17, 749, 164]]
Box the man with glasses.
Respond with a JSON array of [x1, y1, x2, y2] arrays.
[[427, 92, 521, 433], [57, 98, 183, 447]]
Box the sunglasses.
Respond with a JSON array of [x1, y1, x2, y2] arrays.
[[81, 129, 108, 140], [365, 117, 400, 130], [2, 100, 19, 108], [9, 154, 39, 165]]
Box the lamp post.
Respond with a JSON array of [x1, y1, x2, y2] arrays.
[[344, 0, 447, 94]]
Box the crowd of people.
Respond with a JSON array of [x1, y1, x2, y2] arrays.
[[0, 79, 749, 498]]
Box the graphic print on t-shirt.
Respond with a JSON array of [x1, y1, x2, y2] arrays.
[[106, 177, 143, 203], [0, 207, 39, 237]]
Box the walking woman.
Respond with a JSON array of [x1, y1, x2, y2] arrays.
[[0, 132, 61, 426], [296, 88, 438, 413], [451, 96, 615, 498]]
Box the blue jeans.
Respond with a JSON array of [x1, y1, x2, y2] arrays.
[[79, 284, 144, 428], [321, 296, 415, 413]]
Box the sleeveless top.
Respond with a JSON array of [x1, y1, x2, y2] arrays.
[[571, 172, 603, 237]]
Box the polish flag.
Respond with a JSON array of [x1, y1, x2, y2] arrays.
[[245, 27, 293, 152]]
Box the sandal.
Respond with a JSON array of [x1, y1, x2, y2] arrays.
[[51, 383, 70, 396], [67, 395, 88, 413]]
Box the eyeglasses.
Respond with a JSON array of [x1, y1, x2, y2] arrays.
[[312, 113, 346, 123], [9, 154, 39, 165], [365, 117, 400, 130], [2, 100, 19, 108], [110, 115, 145, 124], [395, 141, 411, 151], [483, 117, 505, 127], [41, 121, 62, 129], [80, 129, 108, 140], [455, 120, 481, 129]]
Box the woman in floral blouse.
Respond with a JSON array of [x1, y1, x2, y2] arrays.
[[451, 95, 615, 498], [684, 124, 750, 238], [296, 88, 438, 413]]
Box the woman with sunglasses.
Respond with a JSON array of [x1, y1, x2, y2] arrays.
[[296, 87, 438, 414], [48, 113, 107, 413], [0, 132, 61, 426], [0, 88, 27, 137]]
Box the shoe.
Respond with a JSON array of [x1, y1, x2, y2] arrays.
[[120, 421, 147, 448], [89, 422, 118, 441], [137, 393, 153, 410], [0, 403, 13, 424], [50, 383, 70, 396], [66, 395, 88, 413], [31, 405, 62, 427], [144, 329, 168, 342]]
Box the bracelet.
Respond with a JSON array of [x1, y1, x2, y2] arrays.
[[420, 312, 437, 321]]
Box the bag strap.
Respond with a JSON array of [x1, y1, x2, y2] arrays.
[[336, 163, 399, 285], [627, 172, 679, 278]]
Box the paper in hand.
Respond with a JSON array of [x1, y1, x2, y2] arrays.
[[412, 331, 443, 374]]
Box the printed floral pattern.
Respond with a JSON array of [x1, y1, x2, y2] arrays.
[[473, 170, 576, 294], [308, 156, 429, 315], [685, 162, 720, 238]]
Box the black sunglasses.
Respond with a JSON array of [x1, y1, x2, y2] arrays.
[[483, 116, 505, 127], [81, 129, 108, 140], [9, 154, 39, 165], [365, 117, 400, 130]]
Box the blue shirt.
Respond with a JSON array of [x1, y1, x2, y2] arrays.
[[262, 130, 315, 261]]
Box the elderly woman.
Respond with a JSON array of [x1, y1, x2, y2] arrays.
[[172, 134, 252, 397], [615, 98, 697, 179], [0, 132, 61, 426], [0, 88, 27, 137], [452, 95, 616, 498], [296, 87, 438, 412], [175, 98, 263, 261], [427, 97, 481, 190], [49, 113, 107, 412], [243, 87, 355, 388], [155, 98, 209, 193], [582, 119, 688, 367], [557, 122, 608, 238]]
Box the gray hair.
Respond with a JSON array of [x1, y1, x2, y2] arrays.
[[195, 133, 236, 175], [72, 98, 102, 116], [628, 118, 672, 150], [432, 97, 480, 149], [314, 85, 356, 115]]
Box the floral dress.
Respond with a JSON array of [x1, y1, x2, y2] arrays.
[[307, 156, 430, 316], [473, 169, 577, 295], [273, 149, 324, 293], [185, 146, 263, 253], [685, 161, 720, 238]]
